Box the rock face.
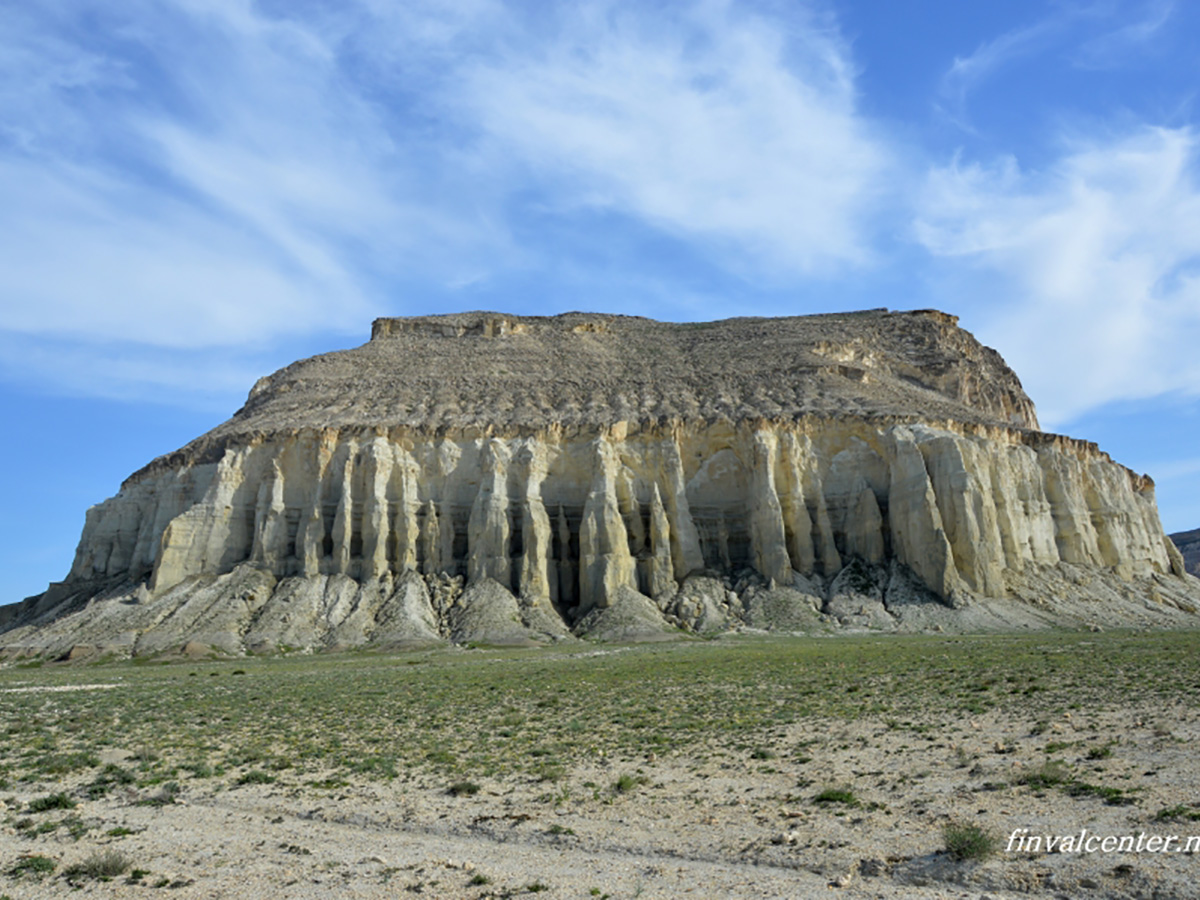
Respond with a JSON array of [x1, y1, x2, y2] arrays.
[[4, 309, 1198, 658], [1170, 529, 1200, 578]]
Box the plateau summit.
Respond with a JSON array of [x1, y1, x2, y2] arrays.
[[3, 309, 1197, 658]]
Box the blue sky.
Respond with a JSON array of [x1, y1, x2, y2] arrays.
[[3, 0, 1199, 602]]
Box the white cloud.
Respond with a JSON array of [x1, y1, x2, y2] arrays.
[[916, 127, 1200, 427], [0, 0, 891, 406], [453, 2, 890, 275], [0, 0, 508, 396]]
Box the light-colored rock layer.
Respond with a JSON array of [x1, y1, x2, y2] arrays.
[[76, 421, 1179, 595], [5, 417, 1198, 658]]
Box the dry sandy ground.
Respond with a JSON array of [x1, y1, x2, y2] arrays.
[[3, 699, 1199, 899]]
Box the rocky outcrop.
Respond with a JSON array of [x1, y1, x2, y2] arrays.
[[4, 310, 1198, 659], [1170, 529, 1200, 578]]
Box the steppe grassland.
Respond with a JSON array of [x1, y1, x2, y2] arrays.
[[1, 631, 1198, 804]]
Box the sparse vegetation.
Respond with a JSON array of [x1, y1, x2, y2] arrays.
[[85, 763, 136, 798], [28, 792, 76, 813], [1154, 804, 1200, 822], [0, 631, 1198, 894], [236, 770, 276, 786], [1021, 760, 1071, 789], [0, 631, 1196, 798]]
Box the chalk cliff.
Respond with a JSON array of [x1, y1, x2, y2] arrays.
[[3, 310, 1197, 658]]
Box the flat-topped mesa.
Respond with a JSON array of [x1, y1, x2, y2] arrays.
[[4, 309, 1197, 659], [220, 308, 1040, 441]]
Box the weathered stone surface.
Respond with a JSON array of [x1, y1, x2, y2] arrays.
[[664, 575, 731, 634], [1170, 529, 1200, 578], [743, 583, 826, 632], [573, 586, 678, 642], [449, 578, 538, 646], [3, 309, 1198, 658]]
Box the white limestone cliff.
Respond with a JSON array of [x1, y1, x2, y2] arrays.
[[4, 309, 1198, 658]]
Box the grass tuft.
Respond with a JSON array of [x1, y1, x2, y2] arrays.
[[63, 849, 131, 883]]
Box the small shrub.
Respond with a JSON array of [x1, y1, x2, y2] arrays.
[[1022, 760, 1070, 789], [527, 882, 549, 893], [28, 792, 76, 813], [448, 781, 480, 797], [1155, 804, 1200, 822], [943, 821, 998, 861], [813, 788, 859, 807], [236, 770, 276, 786], [1086, 745, 1114, 760], [85, 764, 136, 798], [613, 774, 649, 793], [63, 849, 131, 882], [469, 873, 492, 885], [8, 854, 56, 877], [1065, 782, 1134, 805]]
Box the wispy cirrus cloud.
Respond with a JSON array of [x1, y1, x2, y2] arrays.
[[916, 126, 1200, 427], [937, 19, 1063, 129], [936, 1, 1178, 131], [1073, 0, 1174, 69]]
